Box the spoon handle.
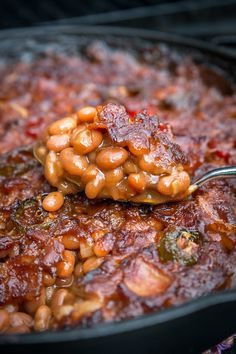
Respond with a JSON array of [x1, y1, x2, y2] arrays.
[[194, 166, 236, 187]]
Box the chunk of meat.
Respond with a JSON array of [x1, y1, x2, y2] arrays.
[[123, 257, 171, 297], [0, 257, 42, 304]]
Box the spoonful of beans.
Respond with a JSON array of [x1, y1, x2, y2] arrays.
[[33, 103, 236, 211]]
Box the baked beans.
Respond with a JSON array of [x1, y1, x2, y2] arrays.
[[57, 250, 75, 278], [61, 234, 80, 250], [34, 103, 191, 211], [34, 305, 51, 332], [9, 312, 33, 328], [157, 171, 190, 197], [81, 164, 99, 183], [51, 289, 74, 317], [44, 151, 63, 187], [77, 106, 97, 122], [128, 172, 146, 192], [46, 134, 70, 152], [60, 148, 88, 176], [0, 310, 10, 332], [85, 173, 105, 199], [6, 325, 31, 334], [71, 129, 103, 155], [105, 167, 124, 186], [42, 273, 56, 287], [24, 288, 46, 315], [42, 191, 64, 212], [56, 275, 74, 288], [123, 160, 139, 174], [48, 117, 77, 135], [96, 147, 128, 170]]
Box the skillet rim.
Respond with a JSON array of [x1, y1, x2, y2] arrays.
[[0, 24, 235, 345], [1, 289, 236, 344]]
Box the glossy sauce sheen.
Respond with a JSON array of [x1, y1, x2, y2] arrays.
[[0, 41, 235, 333]]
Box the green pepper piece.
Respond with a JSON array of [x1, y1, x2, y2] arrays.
[[11, 198, 50, 231], [157, 227, 202, 266], [0, 146, 38, 178]]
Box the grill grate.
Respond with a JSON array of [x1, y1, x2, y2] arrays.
[[0, 0, 162, 28], [1, 0, 235, 49], [39, 0, 236, 45], [0, 0, 236, 46]]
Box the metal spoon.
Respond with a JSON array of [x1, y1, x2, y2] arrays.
[[185, 165, 236, 196], [129, 166, 236, 205]]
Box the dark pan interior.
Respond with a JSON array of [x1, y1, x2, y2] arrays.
[[0, 25, 235, 354]]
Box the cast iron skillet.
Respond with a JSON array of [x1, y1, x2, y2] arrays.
[[0, 25, 236, 354]]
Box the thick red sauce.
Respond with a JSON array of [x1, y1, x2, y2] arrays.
[[0, 41, 235, 333]]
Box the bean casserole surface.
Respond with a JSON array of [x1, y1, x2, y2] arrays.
[[0, 40, 235, 334]]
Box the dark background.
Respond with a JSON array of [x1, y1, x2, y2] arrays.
[[0, 0, 236, 352], [0, 0, 236, 48]]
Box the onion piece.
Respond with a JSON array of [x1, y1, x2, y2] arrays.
[[124, 257, 171, 297]]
